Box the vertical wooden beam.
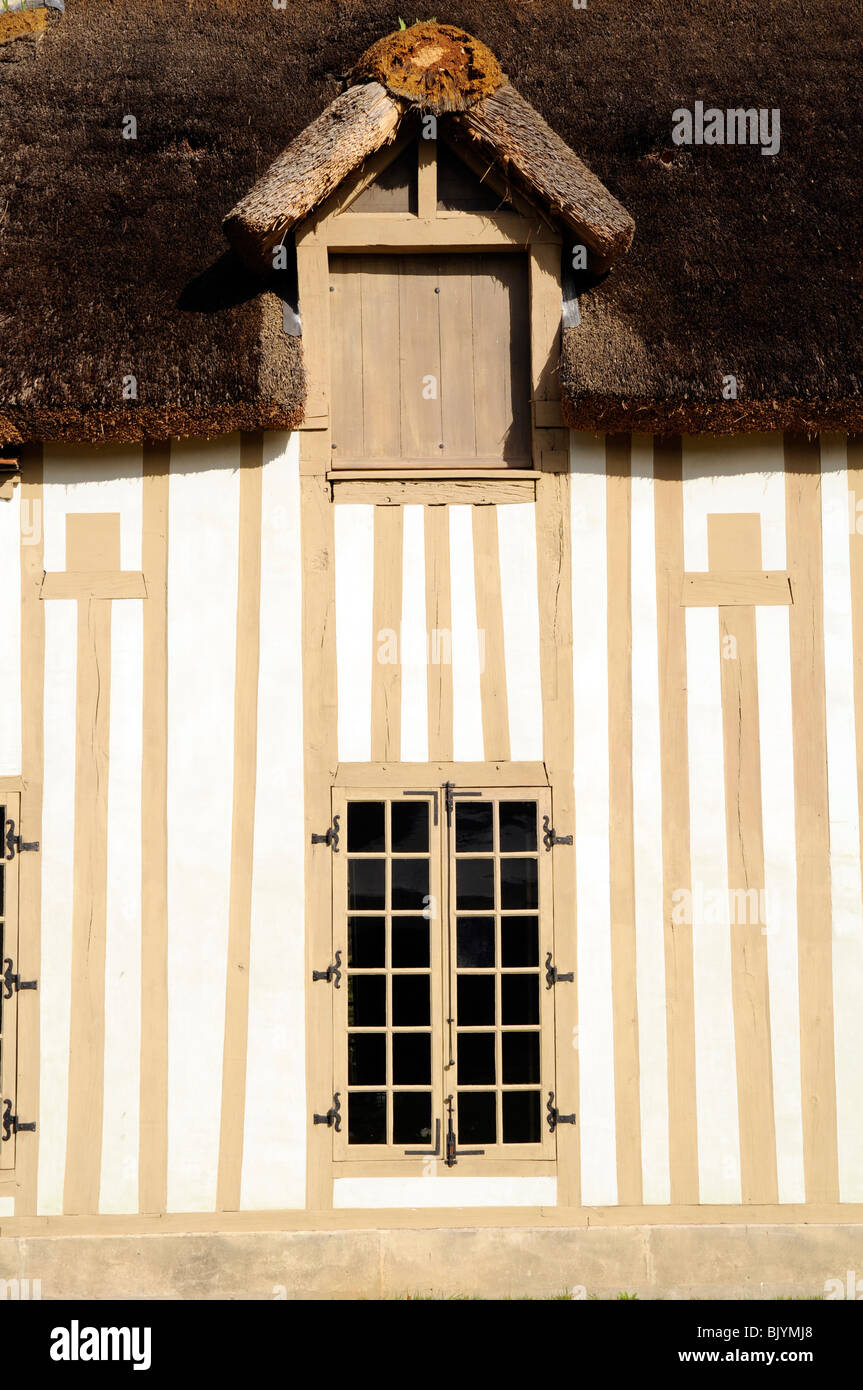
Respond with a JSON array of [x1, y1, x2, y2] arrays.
[[424, 505, 454, 761], [708, 513, 778, 1205], [606, 436, 642, 1206], [785, 435, 839, 1203], [302, 439, 338, 1210], [217, 434, 264, 1211], [472, 505, 510, 762], [536, 462, 579, 1206], [64, 596, 111, 1213], [653, 437, 699, 1205], [295, 237, 332, 447], [139, 442, 170, 1215], [370, 505, 403, 762], [417, 135, 437, 220], [16, 445, 44, 1216]]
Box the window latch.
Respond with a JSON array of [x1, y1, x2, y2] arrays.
[[443, 1095, 484, 1167], [3, 957, 37, 999], [313, 1092, 341, 1131], [5, 819, 39, 862], [2, 1099, 36, 1142], [546, 1091, 576, 1133], [311, 815, 340, 852], [542, 816, 572, 852], [545, 953, 573, 990], [312, 950, 342, 988]]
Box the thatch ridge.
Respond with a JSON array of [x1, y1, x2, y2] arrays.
[[350, 21, 504, 114]]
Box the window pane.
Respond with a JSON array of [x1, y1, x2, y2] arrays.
[[500, 858, 538, 910], [502, 1031, 540, 1084], [392, 801, 429, 853], [391, 917, 429, 968], [499, 801, 537, 853], [501, 916, 539, 967], [392, 975, 430, 1026], [348, 1091, 387, 1144], [457, 975, 495, 1026], [393, 1032, 431, 1084], [348, 917, 386, 968], [393, 1092, 432, 1145], [347, 801, 386, 853], [457, 1032, 495, 1085], [348, 859, 386, 911], [502, 1090, 541, 1144], [456, 859, 494, 910], [458, 1091, 496, 1144], [391, 858, 429, 910], [348, 975, 386, 1027], [456, 917, 495, 968], [349, 1032, 386, 1085], [455, 801, 493, 852], [501, 974, 539, 1025]]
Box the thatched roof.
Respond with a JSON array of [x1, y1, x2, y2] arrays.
[[1, 0, 861, 445]]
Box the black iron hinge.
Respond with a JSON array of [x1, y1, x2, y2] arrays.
[[311, 815, 340, 852], [3, 958, 37, 999], [313, 1092, 341, 1131], [5, 819, 39, 862], [542, 816, 573, 852], [2, 1099, 35, 1142], [312, 949, 342, 988], [546, 1091, 576, 1133], [545, 952, 574, 990]]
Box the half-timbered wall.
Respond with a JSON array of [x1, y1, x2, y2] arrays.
[[2, 429, 863, 1226]]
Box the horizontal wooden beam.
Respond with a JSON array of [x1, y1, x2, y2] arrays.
[[331, 479, 536, 506], [40, 572, 148, 601], [310, 212, 559, 250], [328, 468, 541, 482], [336, 761, 549, 787], [681, 572, 793, 607]]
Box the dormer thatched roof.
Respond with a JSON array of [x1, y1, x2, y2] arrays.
[[224, 22, 634, 274]]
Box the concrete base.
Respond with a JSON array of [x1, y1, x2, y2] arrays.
[[0, 1224, 859, 1299]]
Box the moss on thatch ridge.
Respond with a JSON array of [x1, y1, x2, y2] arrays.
[[350, 21, 503, 113]]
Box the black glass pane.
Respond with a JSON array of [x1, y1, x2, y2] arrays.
[[349, 1032, 386, 1085], [348, 858, 386, 911], [458, 1091, 496, 1144], [347, 801, 386, 853], [501, 974, 539, 1025], [456, 917, 495, 968], [391, 858, 429, 910], [458, 1032, 495, 1085], [391, 917, 429, 968], [393, 1032, 431, 1084], [392, 975, 430, 1026], [348, 1091, 386, 1144], [455, 801, 493, 852], [456, 859, 494, 910], [392, 801, 429, 853], [500, 858, 538, 910], [393, 1092, 432, 1145], [348, 917, 386, 968], [501, 916, 539, 967], [502, 1031, 540, 1084], [499, 801, 537, 853], [0, 864, 4, 920], [348, 975, 386, 1027], [502, 1090, 541, 1144], [457, 974, 495, 1026]]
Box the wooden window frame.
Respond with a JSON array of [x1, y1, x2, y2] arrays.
[[325, 777, 559, 1177], [295, 137, 567, 482]]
